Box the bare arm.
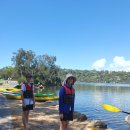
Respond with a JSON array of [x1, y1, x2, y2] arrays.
[[32, 85, 35, 107], [21, 84, 26, 107], [21, 90, 26, 107]]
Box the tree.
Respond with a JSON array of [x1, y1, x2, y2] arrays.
[[11, 48, 36, 77], [0, 66, 15, 80], [11, 48, 60, 86]]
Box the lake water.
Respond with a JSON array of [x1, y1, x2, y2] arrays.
[[74, 82, 130, 130], [39, 82, 130, 130]]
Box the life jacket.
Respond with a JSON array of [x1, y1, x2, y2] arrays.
[[63, 85, 75, 104], [23, 82, 33, 98]]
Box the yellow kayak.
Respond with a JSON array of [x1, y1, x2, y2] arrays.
[[5, 94, 21, 100], [0, 88, 6, 92], [5, 88, 21, 92], [35, 96, 59, 101], [5, 93, 58, 101]]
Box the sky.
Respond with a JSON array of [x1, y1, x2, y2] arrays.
[[0, 0, 130, 71]]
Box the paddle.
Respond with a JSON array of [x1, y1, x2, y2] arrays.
[[102, 104, 130, 114]]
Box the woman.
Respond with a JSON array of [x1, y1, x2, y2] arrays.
[[59, 73, 77, 130]]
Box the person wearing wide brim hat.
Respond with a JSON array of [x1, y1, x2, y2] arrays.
[[62, 73, 77, 85], [59, 73, 77, 130]]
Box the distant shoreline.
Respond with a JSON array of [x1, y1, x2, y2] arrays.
[[76, 81, 130, 87]]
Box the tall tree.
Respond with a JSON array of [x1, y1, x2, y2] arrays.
[[11, 48, 36, 77]]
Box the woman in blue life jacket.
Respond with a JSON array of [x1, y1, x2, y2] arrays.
[[21, 73, 35, 130], [59, 73, 77, 130]]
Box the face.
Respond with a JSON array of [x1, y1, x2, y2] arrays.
[[67, 77, 74, 85], [26, 77, 32, 82]]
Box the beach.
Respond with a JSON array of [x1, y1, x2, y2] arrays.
[[0, 93, 112, 130], [0, 81, 112, 130]]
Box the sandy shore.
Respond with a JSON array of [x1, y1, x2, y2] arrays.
[[11, 100, 60, 130], [4, 99, 112, 130], [0, 82, 112, 130]]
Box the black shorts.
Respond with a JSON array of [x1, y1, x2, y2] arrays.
[[22, 104, 33, 111], [61, 111, 73, 121]]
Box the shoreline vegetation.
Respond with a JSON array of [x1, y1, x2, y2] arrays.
[[0, 48, 130, 87]]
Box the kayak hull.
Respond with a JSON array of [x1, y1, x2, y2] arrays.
[[4, 92, 59, 101]]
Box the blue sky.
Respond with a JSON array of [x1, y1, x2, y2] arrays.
[[0, 0, 130, 71]]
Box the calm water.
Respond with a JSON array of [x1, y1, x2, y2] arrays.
[[74, 82, 130, 130], [37, 82, 130, 130]]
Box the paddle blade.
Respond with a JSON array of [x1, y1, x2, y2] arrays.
[[102, 104, 122, 113]]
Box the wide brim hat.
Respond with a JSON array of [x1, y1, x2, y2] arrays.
[[63, 73, 77, 84]]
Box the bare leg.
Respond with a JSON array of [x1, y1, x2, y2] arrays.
[[60, 121, 69, 130], [25, 111, 29, 130], [22, 111, 27, 130], [26, 111, 29, 124]]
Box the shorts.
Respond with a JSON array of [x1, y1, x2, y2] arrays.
[[22, 104, 33, 111], [60, 111, 73, 121]]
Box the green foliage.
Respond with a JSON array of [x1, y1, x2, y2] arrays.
[[58, 69, 130, 83], [17, 76, 26, 84], [0, 66, 15, 80], [11, 48, 36, 77], [10, 48, 59, 86], [1, 48, 130, 85]]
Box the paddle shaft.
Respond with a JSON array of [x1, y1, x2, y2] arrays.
[[122, 111, 130, 114]]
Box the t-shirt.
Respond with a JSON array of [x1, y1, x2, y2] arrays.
[[21, 83, 34, 105]]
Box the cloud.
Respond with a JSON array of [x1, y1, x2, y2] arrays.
[[91, 56, 130, 72], [109, 56, 130, 72], [92, 58, 106, 71]]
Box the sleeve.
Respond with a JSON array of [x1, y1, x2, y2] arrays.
[[32, 84, 35, 100], [59, 87, 64, 114], [71, 88, 75, 112], [21, 84, 25, 101], [21, 84, 25, 91]]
